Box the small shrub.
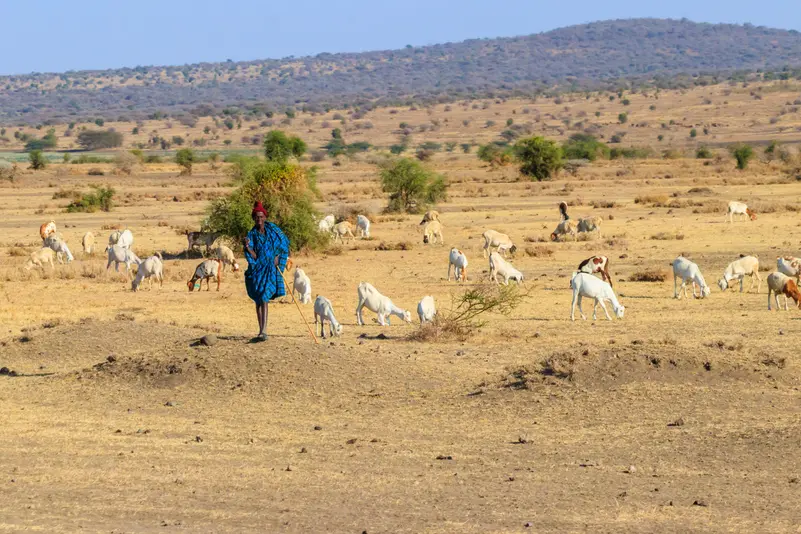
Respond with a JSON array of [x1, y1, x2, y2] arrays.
[[87, 168, 105, 176], [732, 144, 754, 170], [28, 150, 47, 170], [66, 186, 115, 213], [650, 231, 685, 241], [628, 269, 667, 282]]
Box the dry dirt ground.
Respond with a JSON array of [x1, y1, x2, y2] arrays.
[[3, 135, 801, 530]]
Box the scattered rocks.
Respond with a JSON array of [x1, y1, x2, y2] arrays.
[[313, 425, 322, 431], [200, 334, 218, 347], [524, 522, 533, 528], [667, 417, 685, 427], [624, 465, 637, 474], [165, 401, 175, 407], [435, 455, 453, 460], [106, 355, 116, 363], [285, 465, 292, 472], [692, 499, 708, 507], [346, 438, 357, 445], [703, 362, 712, 371], [299, 447, 307, 454], [194, 436, 203, 443]]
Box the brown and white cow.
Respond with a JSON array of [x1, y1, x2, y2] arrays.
[[577, 255, 612, 287]]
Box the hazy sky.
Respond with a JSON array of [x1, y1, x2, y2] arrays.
[[1, 0, 799, 75]]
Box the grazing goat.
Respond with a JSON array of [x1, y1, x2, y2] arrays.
[[107, 229, 134, 251], [550, 219, 578, 241], [332, 221, 355, 243], [776, 256, 801, 282], [578, 255, 612, 287], [489, 251, 524, 285], [417, 296, 437, 324], [726, 201, 756, 223], [356, 282, 412, 326], [188, 259, 222, 291], [44, 235, 74, 263], [671, 256, 711, 299], [423, 220, 443, 245], [419, 210, 440, 225], [186, 231, 220, 255], [39, 220, 57, 241], [448, 248, 468, 282], [106, 245, 142, 278], [318, 214, 335, 232], [24, 247, 55, 270], [570, 272, 625, 321], [559, 201, 569, 221], [767, 272, 801, 311], [482, 230, 516, 257], [718, 255, 762, 293], [577, 216, 602, 238], [293, 267, 312, 304], [314, 295, 343, 338], [131, 254, 164, 291], [82, 232, 95, 255], [356, 214, 371, 238], [213, 245, 240, 272]]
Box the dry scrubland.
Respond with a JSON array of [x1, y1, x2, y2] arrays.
[[2, 86, 801, 532]]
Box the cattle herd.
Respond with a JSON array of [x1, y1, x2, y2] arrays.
[[21, 198, 801, 340]]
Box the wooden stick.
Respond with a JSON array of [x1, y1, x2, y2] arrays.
[[277, 266, 319, 344]]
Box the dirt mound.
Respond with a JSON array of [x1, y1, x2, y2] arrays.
[[491, 339, 796, 393], [2, 320, 359, 398]]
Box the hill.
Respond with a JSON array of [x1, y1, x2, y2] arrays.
[[3, 18, 801, 124]]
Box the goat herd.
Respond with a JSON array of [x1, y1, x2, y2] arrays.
[[19, 198, 801, 340]]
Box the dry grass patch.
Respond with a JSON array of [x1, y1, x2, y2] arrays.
[[628, 268, 667, 282], [651, 231, 685, 241], [525, 246, 553, 257]]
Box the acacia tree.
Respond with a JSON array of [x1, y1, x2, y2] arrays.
[[263, 130, 307, 163], [514, 136, 563, 181], [175, 148, 195, 175], [379, 158, 448, 213]]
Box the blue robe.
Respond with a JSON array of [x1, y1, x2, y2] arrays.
[[244, 223, 290, 304]]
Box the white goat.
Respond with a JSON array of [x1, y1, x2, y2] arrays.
[[332, 221, 355, 243], [213, 245, 240, 272], [489, 251, 524, 285], [777, 257, 801, 282], [417, 296, 437, 324], [448, 248, 468, 282], [482, 230, 516, 257], [767, 272, 801, 311], [356, 282, 412, 326], [131, 255, 164, 291], [419, 210, 440, 225], [44, 235, 74, 263], [570, 272, 625, 321], [577, 216, 602, 238], [24, 247, 55, 270], [550, 219, 578, 241], [82, 232, 95, 255], [107, 229, 134, 251], [318, 214, 335, 233], [293, 267, 312, 304], [718, 255, 762, 293], [314, 295, 343, 338], [726, 201, 756, 223], [423, 220, 443, 245], [671, 256, 711, 299], [356, 214, 371, 238], [106, 245, 142, 279]]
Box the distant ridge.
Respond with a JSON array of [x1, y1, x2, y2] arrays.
[[2, 18, 801, 124]]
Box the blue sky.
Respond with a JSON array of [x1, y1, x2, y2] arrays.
[[1, 0, 799, 75]]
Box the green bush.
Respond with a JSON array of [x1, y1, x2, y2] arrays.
[[514, 136, 563, 180], [562, 133, 610, 161], [66, 186, 115, 213], [28, 150, 47, 170], [176, 148, 195, 175], [379, 158, 448, 213], [690, 128, 697, 138], [206, 159, 327, 252], [732, 144, 754, 170], [77, 130, 123, 150], [24, 129, 57, 152], [477, 143, 512, 166], [389, 144, 407, 155], [696, 146, 714, 159], [263, 130, 307, 163], [618, 113, 628, 124], [460, 143, 472, 154]]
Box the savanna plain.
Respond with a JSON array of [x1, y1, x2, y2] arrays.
[[2, 85, 801, 532]]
